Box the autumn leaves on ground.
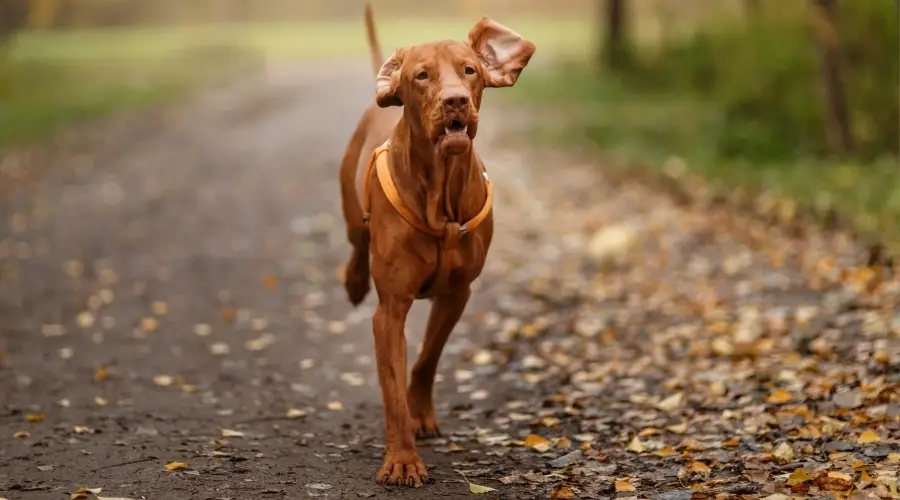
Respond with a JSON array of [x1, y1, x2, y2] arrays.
[[1, 11, 899, 500]]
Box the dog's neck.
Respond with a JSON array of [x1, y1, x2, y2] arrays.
[[389, 115, 486, 233]]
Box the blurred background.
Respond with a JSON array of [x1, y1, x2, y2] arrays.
[[0, 0, 897, 252]]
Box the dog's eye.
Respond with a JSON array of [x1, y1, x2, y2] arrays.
[[464, 66, 476, 75], [415, 71, 428, 81]]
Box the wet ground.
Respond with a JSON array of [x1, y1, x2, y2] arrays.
[[1, 61, 898, 500]]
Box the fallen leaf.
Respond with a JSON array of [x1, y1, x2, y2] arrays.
[[221, 428, 245, 438], [13, 430, 30, 438], [655, 446, 677, 457], [665, 422, 688, 434], [140, 317, 158, 332], [326, 401, 343, 411], [193, 323, 211, 336], [773, 442, 794, 462], [210, 342, 230, 355], [153, 374, 174, 387], [263, 274, 277, 290], [165, 461, 187, 471], [767, 389, 793, 404], [626, 436, 646, 453], [37, 464, 53, 472], [152, 300, 168, 315], [550, 486, 575, 499], [786, 468, 814, 485], [524, 434, 551, 449], [93, 396, 108, 406], [687, 461, 711, 474], [656, 392, 683, 411], [857, 430, 880, 444], [94, 366, 108, 382], [469, 483, 497, 494], [26, 413, 44, 423], [614, 478, 636, 492], [286, 408, 307, 419]]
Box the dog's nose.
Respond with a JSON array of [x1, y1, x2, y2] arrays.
[[442, 93, 470, 111]]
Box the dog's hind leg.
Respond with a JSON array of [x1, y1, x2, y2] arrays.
[[338, 120, 372, 306], [408, 286, 471, 438]]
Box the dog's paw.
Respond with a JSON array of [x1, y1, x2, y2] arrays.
[[376, 451, 428, 487], [412, 414, 441, 438]]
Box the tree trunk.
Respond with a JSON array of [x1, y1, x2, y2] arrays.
[[602, 0, 630, 69], [810, 0, 853, 155]]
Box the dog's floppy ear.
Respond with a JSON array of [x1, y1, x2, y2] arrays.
[[375, 49, 404, 107], [467, 18, 536, 88]]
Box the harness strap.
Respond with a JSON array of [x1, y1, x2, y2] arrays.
[[362, 141, 493, 297]]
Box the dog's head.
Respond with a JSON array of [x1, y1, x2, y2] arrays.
[[374, 18, 536, 156]]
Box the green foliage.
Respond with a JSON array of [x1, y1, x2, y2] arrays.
[[626, 0, 899, 161], [0, 43, 260, 150], [508, 1, 900, 253]]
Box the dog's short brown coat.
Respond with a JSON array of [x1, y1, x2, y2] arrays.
[[338, 2, 535, 487]]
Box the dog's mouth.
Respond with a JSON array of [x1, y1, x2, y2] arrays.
[[438, 119, 473, 155], [444, 119, 468, 137]]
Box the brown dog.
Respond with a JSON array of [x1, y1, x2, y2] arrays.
[[338, 2, 535, 488]]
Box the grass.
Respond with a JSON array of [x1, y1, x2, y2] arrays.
[[508, 63, 900, 254], [0, 18, 590, 151]]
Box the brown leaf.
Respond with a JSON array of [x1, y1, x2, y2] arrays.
[[550, 486, 575, 499], [813, 472, 852, 491], [687, 461, 711, 474], [262, 274, 277, 290], [655, 446, 677, 457], [524, 434, 551, 452]]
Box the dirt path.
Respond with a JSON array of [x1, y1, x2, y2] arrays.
[[1, 61, 898, 500]]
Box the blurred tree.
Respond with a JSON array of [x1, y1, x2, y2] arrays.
[[28, 0, 60, 29], [602, 0, 632, 70], [810, 0, 853, 154], [0, 0, 29, 51]]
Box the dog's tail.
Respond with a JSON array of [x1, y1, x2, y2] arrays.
[[364, 1, 384, 75]]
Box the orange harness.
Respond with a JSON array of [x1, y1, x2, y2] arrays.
[[362, 141, 494, 298]]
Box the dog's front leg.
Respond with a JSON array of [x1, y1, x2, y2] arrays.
[[373, 294, 428, 487], [408, 286, 471, 438]]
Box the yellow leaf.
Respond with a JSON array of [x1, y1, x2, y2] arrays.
[[286, 408, 307, 419], [26, 413, 44, 423], [556, 437, 572, 449], [94, 366, 108, 382], [638, 428, 659, 437], [687, 461, 711, 474], [766, 389, 792, 404], [165, 461, 187, 471], [786, 468, 813, 485], [655, 446, 677, 457], [614, 479, 636, 492], [827, 471, 852, 482], [140, 317, 158, 332], [665, 422, 688, 434], [524, 434, 551, 449], [656, 392, 683, 411], [469, 482, 497, 494], [857, 430, 880, 444], [888, 453, 900, 463], [13, 430, 30, 438], [772, 442, 794, 462], [626, 436, 646, 453], [262, 274, 277, 290]]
